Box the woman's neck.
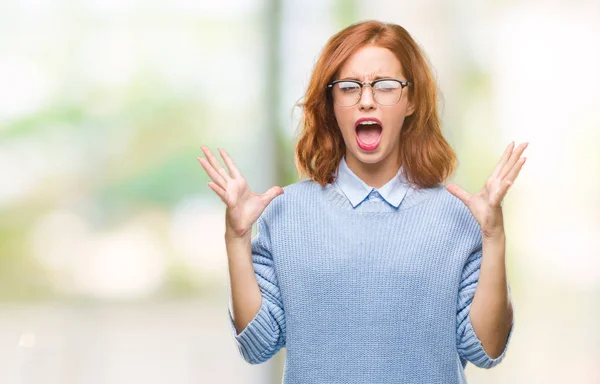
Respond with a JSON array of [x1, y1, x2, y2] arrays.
[[345, 153, 401, 189]]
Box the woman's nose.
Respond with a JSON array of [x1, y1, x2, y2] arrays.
[[358, 87, 376, 110]]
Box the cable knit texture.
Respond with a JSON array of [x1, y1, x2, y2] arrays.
[[226, 178, 513, 384]]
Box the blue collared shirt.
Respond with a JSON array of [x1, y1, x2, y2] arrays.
[[333, 156, 410, 209]]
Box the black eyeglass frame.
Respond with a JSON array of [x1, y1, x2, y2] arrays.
[[326, 78, 411, 106]]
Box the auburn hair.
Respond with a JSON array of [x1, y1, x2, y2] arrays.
[[295, 20, 456, 189]]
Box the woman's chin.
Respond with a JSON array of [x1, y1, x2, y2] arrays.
[[349, 146, 385, 164]]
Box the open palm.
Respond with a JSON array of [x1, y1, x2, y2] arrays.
[[198, 146, 284, 239], [446, 142, 528, 237]]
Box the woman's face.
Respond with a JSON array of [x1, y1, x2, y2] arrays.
[[333, 45, 414, 171]]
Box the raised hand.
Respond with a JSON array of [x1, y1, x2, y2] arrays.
[[198, 146, 284, 240], [446, 142, 528, 238]]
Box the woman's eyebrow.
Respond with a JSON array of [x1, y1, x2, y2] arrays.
[[339, 74, 394, 81]]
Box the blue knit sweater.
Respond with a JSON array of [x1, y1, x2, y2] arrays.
[[227, 164, 513, 383]]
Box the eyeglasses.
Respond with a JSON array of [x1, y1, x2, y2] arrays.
[[326, 78, 411, 107]]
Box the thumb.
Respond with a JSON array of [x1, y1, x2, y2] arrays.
[[261, 186, 284, 204], [446, 184, 470, 205]]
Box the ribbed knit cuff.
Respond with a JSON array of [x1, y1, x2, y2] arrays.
[[461, 316, 514, 369], [227, 299, 282, 364]]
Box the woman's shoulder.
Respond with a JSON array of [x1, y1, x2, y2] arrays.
[[437, 186, 480, 234], [261, 179, 323, 219], [282, 179, 320, 195], [280, 179, 337, 206], [405, 184, 478, 226]]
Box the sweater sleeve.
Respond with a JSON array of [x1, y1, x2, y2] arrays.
[[456, 246, 514, 369], [227, 216, 286, 364]]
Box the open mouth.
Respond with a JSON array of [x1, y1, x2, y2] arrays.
[[355, 118, 383, 151]]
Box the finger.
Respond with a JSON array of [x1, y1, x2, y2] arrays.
[[201, 146, 232, 182], [446, 184, 471, 206], [207, 181, 229, 205], [493, 179, 513, 205], [218, 148, 242, 179], [202, 146, 232, 181], [260, 186, 284, 204], [505, 157, 526, 184], [500, 142, 528, 180], [491, 142, 515, 179], [198, 156, 226, 188]]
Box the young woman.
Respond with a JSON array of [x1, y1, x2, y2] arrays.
[[198, 20, 527, 384]]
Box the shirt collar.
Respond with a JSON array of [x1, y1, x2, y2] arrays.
[[334, 156, 409, 208]]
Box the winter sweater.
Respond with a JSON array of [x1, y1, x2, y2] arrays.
[[226, 157, 513, 383]]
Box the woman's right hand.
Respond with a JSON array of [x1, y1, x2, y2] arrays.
[[198, 146, 284, 240]]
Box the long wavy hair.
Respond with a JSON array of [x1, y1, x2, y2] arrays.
[[295, 20, 456, 189]]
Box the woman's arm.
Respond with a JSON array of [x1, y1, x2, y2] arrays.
[[448, 141, 528, 361], [469, 229, 513, 358], [199, 146, 287, 364], [226, 232, 263, 334]]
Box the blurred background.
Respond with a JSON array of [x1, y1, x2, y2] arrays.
[[0, 0, 598, 383]]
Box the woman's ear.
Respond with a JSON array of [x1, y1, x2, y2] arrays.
[[406, 101, 415, 116]]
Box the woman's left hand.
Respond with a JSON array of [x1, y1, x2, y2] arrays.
[[446, 142, 528, 239]]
